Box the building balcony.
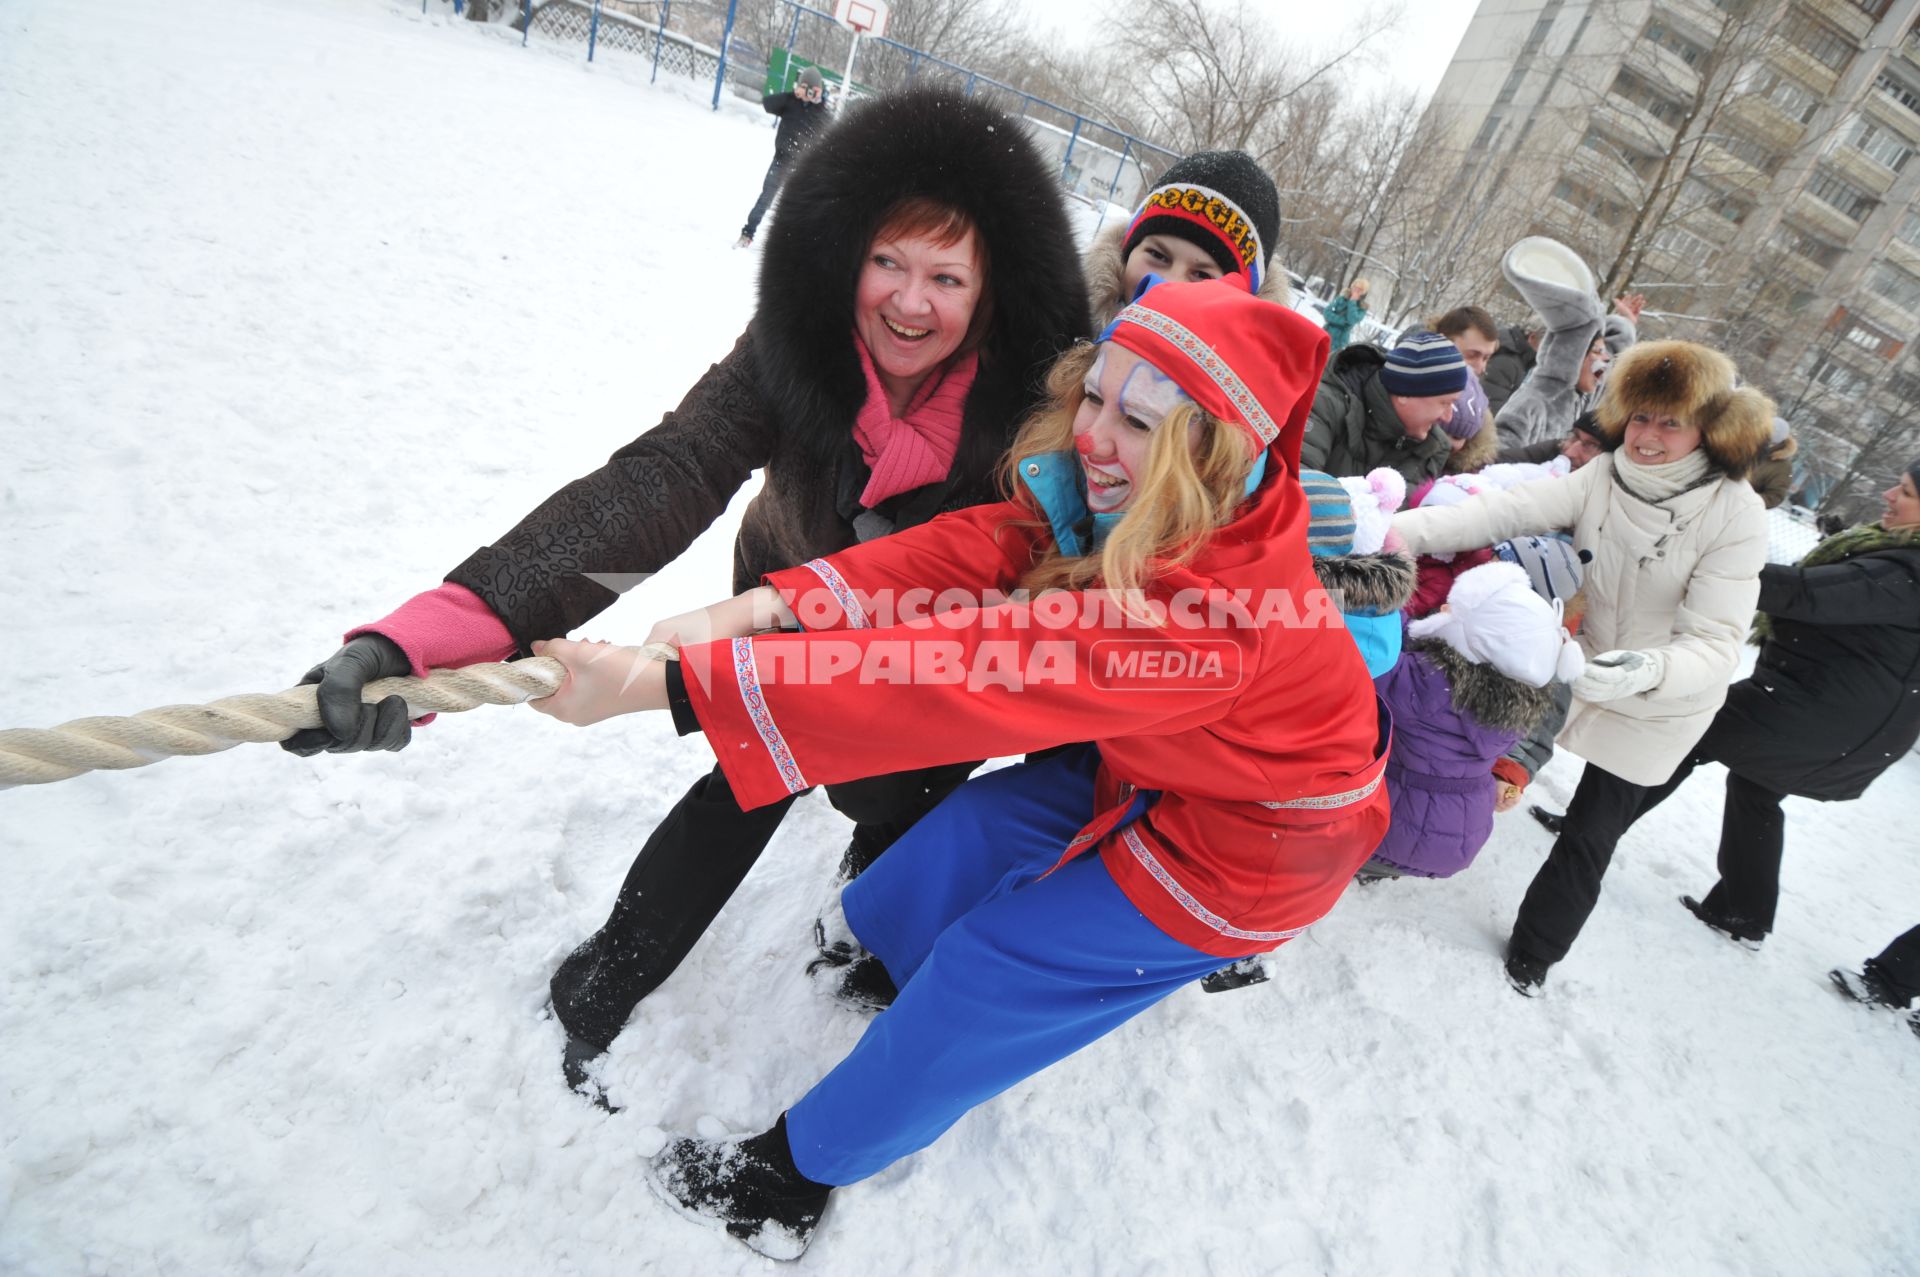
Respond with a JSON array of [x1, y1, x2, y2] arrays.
[[1762, 245, 1831, 289], [1862, 88, 1920, 142], [1793, 186, 1868, 241], [1597, 94, 1679, 153], [1885, 238, 1920, 272], [1695, 140, 1765, 189], [1568, 141, 1646, 203], [1768, 46, 1844, 98], [1656, 0, 1729, 40], [1539, 198, 1619, 258], [1626, 39, 1702, 101], [1855, 289, 1920, 334], [1797, 0, 1877, 42], [1825, 140, 1901, 195], [1726, 93, 1810, 152]]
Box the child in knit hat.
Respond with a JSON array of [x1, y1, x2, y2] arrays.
[[1357, 561, 1584, 881], [1296, 467, 1416, 677], [1083, 150, 1286, 330]]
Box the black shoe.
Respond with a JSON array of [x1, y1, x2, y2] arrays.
[[805, 916, 897, 1013], [557, 1024, 620, 1113], [1200, 957, 1269, 994], [1679, 895, 1766, 949], [1504, 947, 1550, 997], [1828, 966, 1907, 1010], [1529, 805, 1565, 836], [835, 823, 896, 883], [648, 1114, 833, 1261], [832, 956, 898, 1013]]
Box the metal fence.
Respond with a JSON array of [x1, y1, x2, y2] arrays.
[[499, 0, 1179, 210]]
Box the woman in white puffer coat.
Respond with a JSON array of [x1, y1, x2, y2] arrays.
[[1390, 340, 1773, 994]]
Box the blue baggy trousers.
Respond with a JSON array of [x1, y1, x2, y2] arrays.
[[784, 745, 1253, 1185]]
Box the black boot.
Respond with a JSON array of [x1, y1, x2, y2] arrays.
[[835, 822, 897, 883], [1680, 894, 1766, 949], [1200, 957, 1269, 993], [1828, 966, 1907, 1009], [805, 917, 898, 1013], [648, 1114, 833, 1261], [1529, 805, 1565, 836], [1504, 945, 1550, 997], [560, 1030, 620, 1113]]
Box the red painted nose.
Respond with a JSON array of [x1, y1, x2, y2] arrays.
[[1074, 434, 1096, 455]]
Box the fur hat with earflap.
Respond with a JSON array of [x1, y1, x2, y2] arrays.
[[1593, 340, 1774, 480], [1408, 561, 1586, 688]]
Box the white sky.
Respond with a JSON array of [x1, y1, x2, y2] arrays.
[[1023, 0, 1480, 107]]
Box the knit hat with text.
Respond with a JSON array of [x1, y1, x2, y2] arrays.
[[1122, 151, 1281, 294]]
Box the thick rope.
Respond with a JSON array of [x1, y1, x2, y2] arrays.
[[0, 656, 577, 789]]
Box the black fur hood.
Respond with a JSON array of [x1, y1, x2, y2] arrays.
[[750, 87, 1092, 493], [1407, 636, 1554, 736]]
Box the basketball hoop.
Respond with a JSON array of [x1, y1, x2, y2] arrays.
[[831, 0, 888, 38]]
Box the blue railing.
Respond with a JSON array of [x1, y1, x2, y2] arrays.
[[485, 0, 1179, 210]]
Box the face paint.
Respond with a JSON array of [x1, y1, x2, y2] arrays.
[[1070, 344, 1196, 513]]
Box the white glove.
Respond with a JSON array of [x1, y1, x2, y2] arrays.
[[1572, 649, 1663, 703]]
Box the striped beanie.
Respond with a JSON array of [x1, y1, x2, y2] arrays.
[[1299, 469, 1356, 557], [1379, 330, 1469, 398]]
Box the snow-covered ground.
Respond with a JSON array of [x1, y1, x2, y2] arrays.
[[3, 2, 1917, 1273]]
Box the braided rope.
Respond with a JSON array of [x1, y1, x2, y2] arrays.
[[0, 657, 574, 789]]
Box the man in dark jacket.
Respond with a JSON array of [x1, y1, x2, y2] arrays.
[[1481, 322, 1537, 419], [738, 66, 831, 247], [1299, 329, 1467, 484]]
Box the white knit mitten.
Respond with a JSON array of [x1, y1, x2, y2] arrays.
[[1572, 649, 1663, 703]]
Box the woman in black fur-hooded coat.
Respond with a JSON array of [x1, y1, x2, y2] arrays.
[[285, 87, 1089, 1082], [537, 88, 1090, 1070]]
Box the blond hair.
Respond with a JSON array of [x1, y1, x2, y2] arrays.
[[998, 343, 1256, 608]]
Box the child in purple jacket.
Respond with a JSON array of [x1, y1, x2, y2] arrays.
[[1360, 562, 1584, 881]]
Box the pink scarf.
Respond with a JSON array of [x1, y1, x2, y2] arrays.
[[851, 336, 977, 508]]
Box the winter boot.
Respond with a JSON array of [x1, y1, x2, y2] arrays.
[[805, 916, 898, 1013], [648, 1114, 833, 1261], [1679, 894, 1766, 950], [835, 822, 897, 883], [1828, 966, 1908, 1009], [560, 1030, 620, 1113], [1200, 957, 1270, 993], [1503, 945, 1551, 997], [1529, 805, 1566, 836], [735, 233, 753, 249]]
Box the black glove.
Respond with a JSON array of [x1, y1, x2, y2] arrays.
[[279, 634, 415, 756]]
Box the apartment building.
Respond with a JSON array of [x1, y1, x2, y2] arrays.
[[1416, 0, 1920, 507]]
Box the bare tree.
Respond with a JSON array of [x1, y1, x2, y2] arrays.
[[1108, 0, 1401, 158]]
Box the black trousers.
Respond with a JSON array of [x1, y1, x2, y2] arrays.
[[1638, 746, 1789, 934], [740, 156, 786, 238], [1513, 742, 1790, 964], [549, 757, 978, 1051], [1866, 926, 1920, 1005]]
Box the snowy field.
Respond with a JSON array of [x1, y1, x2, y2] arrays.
[[3, 2, 1917, 1273]]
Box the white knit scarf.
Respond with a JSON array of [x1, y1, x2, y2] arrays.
[[1613, 448, 1711, 503]]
